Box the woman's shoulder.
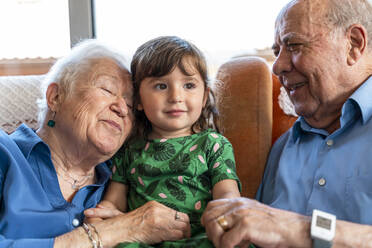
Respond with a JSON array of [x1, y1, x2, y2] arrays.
[[0, 128, 23, 174], [0, 128, 18, 149], [0, 124, 43, 164]]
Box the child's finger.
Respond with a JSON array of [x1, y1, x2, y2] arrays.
[[84, 207, 123, 219]]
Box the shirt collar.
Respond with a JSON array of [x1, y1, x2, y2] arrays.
[[291, 75, 372, 142], [291, 117, 328, 142], [10, 124, 112, 184], [96, 161, 112, 185], [348, 75, 372, 125], [10, 123, 44, 159], [291, 119, 303, 142]]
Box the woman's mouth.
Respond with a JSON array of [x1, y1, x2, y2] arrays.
[[104, 120, 122, 132]]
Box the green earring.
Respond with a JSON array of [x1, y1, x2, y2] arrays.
[[47, 111, 56, 127]]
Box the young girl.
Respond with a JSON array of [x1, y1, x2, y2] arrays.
[[87, 36, 241, 247]]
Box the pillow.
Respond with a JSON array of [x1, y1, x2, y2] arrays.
[[0, 75, 44, 133]]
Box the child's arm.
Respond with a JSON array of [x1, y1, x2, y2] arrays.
[[212, 179, 240, 199], [102, 181, 128, 212], [84, 181, 128, 223]]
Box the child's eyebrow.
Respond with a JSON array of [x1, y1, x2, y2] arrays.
[[182, 75, 198, 80]]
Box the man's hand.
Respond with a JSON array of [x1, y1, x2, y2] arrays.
[[201, 198, 312, 248]]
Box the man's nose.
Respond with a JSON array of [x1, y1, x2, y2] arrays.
[[272, 49, 293, 76]]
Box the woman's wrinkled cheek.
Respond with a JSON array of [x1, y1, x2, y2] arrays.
[[72, 95, 97, 132]]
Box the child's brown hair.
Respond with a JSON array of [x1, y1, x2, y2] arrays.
[[131, 36, 220, 139]]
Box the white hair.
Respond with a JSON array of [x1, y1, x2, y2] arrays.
[[326, 0, 372, 47], [37, 39, 130, 125]]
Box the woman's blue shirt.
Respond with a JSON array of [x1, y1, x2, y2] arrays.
[[0, 124, 111, 248]]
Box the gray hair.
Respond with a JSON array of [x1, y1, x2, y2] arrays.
[[325, 0, 372, 47], [37, 39, 130, 125]]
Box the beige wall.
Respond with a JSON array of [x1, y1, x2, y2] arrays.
[[0, 58, 56, 76]]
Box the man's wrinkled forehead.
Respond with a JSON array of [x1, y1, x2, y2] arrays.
[[274, 0, 326, 41]]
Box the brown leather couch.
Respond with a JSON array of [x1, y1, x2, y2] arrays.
[[216, 56, 296, 198], [0, 57, 296, 199]]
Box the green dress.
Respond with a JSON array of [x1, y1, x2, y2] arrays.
[[112, 129, 241, 248]]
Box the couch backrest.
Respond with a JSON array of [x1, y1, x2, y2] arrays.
[[1, 59, 297, 199], [216, 56, 298, 197], [216, 56, 273, 198], [0, 75, 44, 133]]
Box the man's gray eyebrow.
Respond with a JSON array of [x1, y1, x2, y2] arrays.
[[281, 34, 294, 44], [271, 32, 296, 48]]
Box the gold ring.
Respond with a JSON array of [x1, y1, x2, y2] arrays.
[[175, 211, 180, 220], [217, 215, 229, 231]]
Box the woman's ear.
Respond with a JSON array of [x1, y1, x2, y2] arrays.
[[346, 24, 367, 65], [46, 83, 60, 112], [202, 87, 210, 107]]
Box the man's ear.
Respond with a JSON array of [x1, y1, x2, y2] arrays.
[[202, 87, 210, 108], [346, 24, 367, 65], [46, 83, 60, 112]]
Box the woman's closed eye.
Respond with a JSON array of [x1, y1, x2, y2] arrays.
[[100, 87, 114, 95]]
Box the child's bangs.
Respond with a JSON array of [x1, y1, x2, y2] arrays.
[[177, 55, 204, 77]]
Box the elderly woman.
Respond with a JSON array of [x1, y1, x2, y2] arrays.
[[0, 40, 190, 248]]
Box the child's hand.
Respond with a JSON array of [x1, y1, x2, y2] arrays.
[[84, 200, 123, 222]]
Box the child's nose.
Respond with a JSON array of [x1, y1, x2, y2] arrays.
[[168, 87, 184, 103]]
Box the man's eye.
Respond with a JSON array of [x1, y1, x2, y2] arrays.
[[287, 43, 302, 52], [273, 49, 280, 57], [184, 82, 196, 89], [155, 83, 167, 90]]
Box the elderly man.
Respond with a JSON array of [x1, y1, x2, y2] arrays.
[[201, 0, 372, 247]]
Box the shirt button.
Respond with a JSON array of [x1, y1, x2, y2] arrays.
[[318, 178, 326, 186], [326, 139, 334, 147], [72, 218, 80, 227]]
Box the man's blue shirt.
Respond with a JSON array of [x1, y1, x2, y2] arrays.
[[257, 76, 372, 223], [0, 124, 111, 248]]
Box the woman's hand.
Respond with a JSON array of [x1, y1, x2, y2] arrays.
[[120, 200, 191, 244], [84, 200, 191, 247], [201, 197, 312, 248]]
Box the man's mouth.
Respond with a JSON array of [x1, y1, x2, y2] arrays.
[[286, 82, 306, 91]]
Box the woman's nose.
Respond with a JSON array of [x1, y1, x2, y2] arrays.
[[111, 97, 130, 117]]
